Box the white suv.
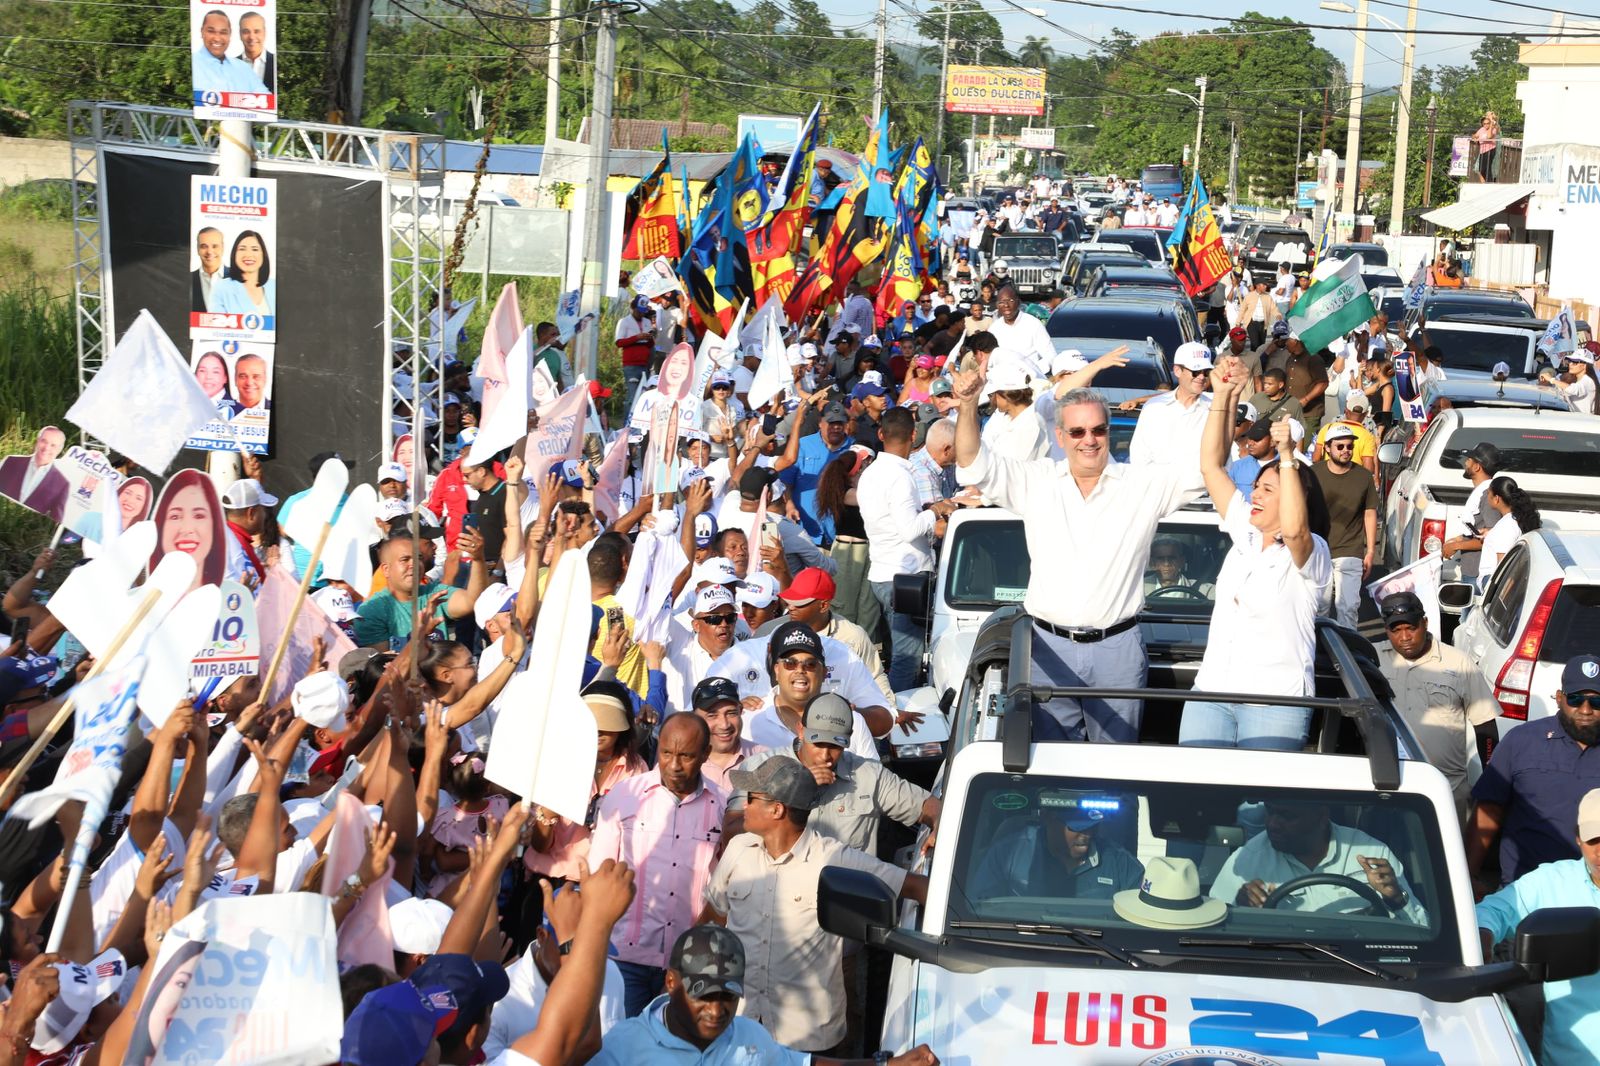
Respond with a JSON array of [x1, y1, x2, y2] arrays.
[[1451, 528, 1600, 738]]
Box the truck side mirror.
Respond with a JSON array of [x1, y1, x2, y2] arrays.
[[818, 866, 898, 943], [1377, 442, 1405, 466], [1515, 907, 1600, 983], [893, 571, 934, 626]]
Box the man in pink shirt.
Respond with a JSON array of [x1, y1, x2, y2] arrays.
[[693, 676, 764, 792], [588, 712, 727, 1016]]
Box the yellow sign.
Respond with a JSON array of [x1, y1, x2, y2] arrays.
[[944, 65, 1046, 116]]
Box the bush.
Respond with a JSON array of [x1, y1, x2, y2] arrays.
[[0, 180, 77, 224]]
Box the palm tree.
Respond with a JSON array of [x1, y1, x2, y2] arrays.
[[1016, 36, 1055, 69]]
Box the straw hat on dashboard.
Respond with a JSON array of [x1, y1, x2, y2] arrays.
[[1113, 856, 1227, 930]]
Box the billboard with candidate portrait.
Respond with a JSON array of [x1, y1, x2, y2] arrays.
[[185, 339, 275, 453], [190, 0, 277, 120], [190, 175, 277, 343]]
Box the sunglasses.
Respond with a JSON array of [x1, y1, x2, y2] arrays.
[[776, 656, 823, 672], [1329, 441, 1355, 450], [700, 613, 737, 627], [1566, 693, 1600, 711], [1064, 423, 1110, 440]]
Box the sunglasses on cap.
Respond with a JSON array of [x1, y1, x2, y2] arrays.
[[1063, 423, 1110, 440]]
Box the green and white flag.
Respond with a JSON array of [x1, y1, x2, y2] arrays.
[[1286, 254, 1377, 354]]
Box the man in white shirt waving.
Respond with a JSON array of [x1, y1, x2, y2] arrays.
[[860, 408, 956, 691], [951, 360, 1204, 742], [1128, 342, 1214, 471]]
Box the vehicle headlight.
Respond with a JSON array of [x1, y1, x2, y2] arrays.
[[893, 742, 944, 760]]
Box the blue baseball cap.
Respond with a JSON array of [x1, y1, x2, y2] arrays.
[[851, 382, 887, 400], [409, 954, 510, 1041], [340, 982, 459, 1066], [558, 459, 586, 489], [694, 513, 719, 548], [0, 653, 57, 705], [1563, 654, 1600, 696]]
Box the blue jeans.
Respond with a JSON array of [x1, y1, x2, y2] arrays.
[[1030, 623, 1147, 742], [871, 579, 925, 692], [622, 364, 646, 406], [615, 960, 664, 1017], [1179, 700, 1310, 750]]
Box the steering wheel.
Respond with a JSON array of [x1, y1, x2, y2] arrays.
[[1262, 873, 1391, 917], [1147, 585, 1211, 602]]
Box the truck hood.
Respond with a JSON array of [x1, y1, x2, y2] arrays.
[[898, 965, 1525, 1064]]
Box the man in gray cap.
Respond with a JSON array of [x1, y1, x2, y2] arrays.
[[590, 925, 939, 1064], [700, 758, 927, 1053], [1442, 442, 1504, 583], [773, 400, 856, 541]]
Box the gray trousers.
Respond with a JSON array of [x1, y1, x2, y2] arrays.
[[1030, 622, 1146, 743]]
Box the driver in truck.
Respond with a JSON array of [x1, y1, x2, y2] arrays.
[[969, 800, 1144, 901], [1209, 801, 1428, 924], [1142, 537, 1215, 601]]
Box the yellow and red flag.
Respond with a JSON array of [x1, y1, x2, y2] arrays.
[[622, 130, 680, 260]]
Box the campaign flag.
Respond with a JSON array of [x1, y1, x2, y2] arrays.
[[874, 204, 926, 323], [748, 104, 820, 307], [622, 130, 681, 260], [676, 164, 693, 255], [1367, 552, 1443, 637], [783, 181, 886, 323], [523, 383, 590, 487], [8, 657, 143, 829], [125, 893, 344, 1066], [477, 282, 522, 425], [66, 311, 218, 474], [1285, 256, 1377, 356], [190, 580, 260, 683], [1394, 352, 1427, 422], [723, 133, 770, 235], [320, 791, 393, 970], [1402, 259, 1428, 310], [1538, 302, 1577, 358], [255, 566, 357, 705], [591, 431, 631, 525], [864, 109, 897, 221], [746, 305, 791, 413], [467, 326, 534, 467], [1164, 175, 1232, 298]]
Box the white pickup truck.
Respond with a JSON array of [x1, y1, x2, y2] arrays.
[[1378, 408, 1600, 590], [822, 609, 1600, 1063]]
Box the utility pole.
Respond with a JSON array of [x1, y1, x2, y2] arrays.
[[969, 38, 989, 193], [1423, 94, 1438, 207], [576, 2, 617, 381], [871, 0, 887, 120], [1320, 86, 1330, 150], [1338, 0, 1370, 233], [1192, 76, 1207, 179], [1387, 0, 1417, 237], [1227, 119, 1239, 204], [544, 0, 562, 146], [1293, 109, 1304, 206], [934, 0, 952, 172]]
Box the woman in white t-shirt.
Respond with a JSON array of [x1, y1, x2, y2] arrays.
[[1478, 476, 1543, 588], [1181, 365, 1334, 750]]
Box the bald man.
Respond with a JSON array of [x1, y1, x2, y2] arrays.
[[0, 426, 69, 523], [232, 353, 271, 414]]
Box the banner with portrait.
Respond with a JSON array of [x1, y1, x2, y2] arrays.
[[190, 0, 277, 120], [55, 447, 129, 542], [150, 470, 229, 597], [185, 340, 275, 453], [190, 175, 278, 343]]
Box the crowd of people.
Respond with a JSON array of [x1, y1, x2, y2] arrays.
[[5, 165, 1600, 1065]]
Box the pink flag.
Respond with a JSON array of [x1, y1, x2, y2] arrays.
[[592, 432, 631, 527], [747, 486, 769, 571], [320, 791, 393, 970], [254, 565, 357, 705], [523, 384, 590, 488], [478, 282, 522, 426]]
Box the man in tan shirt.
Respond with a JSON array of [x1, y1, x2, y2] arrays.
[[1378, 592, 1498, 822], [699, 757, 927, 1053]]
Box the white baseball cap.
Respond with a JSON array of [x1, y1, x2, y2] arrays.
[[1051, 349, 1088, 376], [310, 584, 357, 624], [378, 497, 411, 521], [692, 557, 739, 586], [982, 359, 1034, 399], [694, 584, 737, 616], [473, 581, 514, 629], [32, 950, 127, 1053], [736, 572, 781, 610], [377, 462, 408, 484], [1172, 341, 1215, 373], [390, 897, 454, 956], [291, 671, 350, 731], [219, 478, 279, 509]]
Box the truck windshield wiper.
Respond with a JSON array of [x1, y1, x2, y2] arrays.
[[1177, 936, 1400, 981], [948, 920, 1143, 968]]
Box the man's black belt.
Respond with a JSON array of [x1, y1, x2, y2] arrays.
[[1034, 616, 1138, 643]]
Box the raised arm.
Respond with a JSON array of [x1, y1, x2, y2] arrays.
[[438, 804, 528, 955], [1270, 420, 1314, 568], [951, 360, 986, 470], [1201, 367, 1245, 518]]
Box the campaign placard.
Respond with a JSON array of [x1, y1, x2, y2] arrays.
[[190, 175, 277, 343], [185, 339, 275, 453], [191, 580, 260, 680], [190, 0, 277, 120], [56, 447, 128, 542]]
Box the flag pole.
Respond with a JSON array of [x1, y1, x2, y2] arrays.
[[0, 588, 163, 809], [257, 520, 335, 701]]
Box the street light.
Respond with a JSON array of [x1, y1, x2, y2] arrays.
[[1320, 0, 1371, 237], [1324, 0, 1417, 237], [1165, 76, 1208, 178]]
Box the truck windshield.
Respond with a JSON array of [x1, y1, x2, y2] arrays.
[[948, 773, 1461, 966], [997, 238, 1057, 258], [943, 517, 1227, 611], [1414, 327, 1534, 375], [1438, 425, 1600, 477]]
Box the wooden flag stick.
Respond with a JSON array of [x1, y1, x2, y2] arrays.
[[0, 585, 162, 809], [257, 520, 334, 701]]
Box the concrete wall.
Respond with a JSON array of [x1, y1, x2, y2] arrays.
[[0, 137, 70, 188]]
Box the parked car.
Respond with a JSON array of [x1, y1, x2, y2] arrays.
[[1414, 321, 1546, 380], [1082, 264, 1184, 299], [1237, 223, 1313, 276], [1093, 227, 1168, 264], [990, 234, 1063, 297], [1046, 292, 1199, 363], [1418, 288, 1535, 322], [1452, 529, 1600, 737], [1063, 246, 1148, 293], [1327, 241, 1390, 266]]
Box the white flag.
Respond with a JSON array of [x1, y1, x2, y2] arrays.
[[746, 306, 791, 413], [66, 311, 218, 474], [9, 657, 143, 829], [466, 326, 533, 467]]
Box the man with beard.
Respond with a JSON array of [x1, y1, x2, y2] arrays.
[[1468, 653, 1600, 898]]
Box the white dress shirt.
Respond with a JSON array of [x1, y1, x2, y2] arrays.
[[708, 633, 887, 717], [1128, 390, 1212, 473], [956, 445, 1199, 628], [483, 945, 626, 1060], [743, 696, 879, 761], [981, 406, 1050, 462], [661, 634, 724, 715], [987, 313, 1056, 373], [858, 451, 938, 583]]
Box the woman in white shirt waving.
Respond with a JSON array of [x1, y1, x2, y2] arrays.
[[1478, 475, 1543, 588], [1181, 361, 1334, 750]]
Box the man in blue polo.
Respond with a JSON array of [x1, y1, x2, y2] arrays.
[[773, 401, 853, 542], [1468, 654, 1600, 897]]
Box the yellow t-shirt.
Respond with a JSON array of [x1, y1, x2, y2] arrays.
[[592, 592, 648, 698], [1316, 419, 1377, 468]]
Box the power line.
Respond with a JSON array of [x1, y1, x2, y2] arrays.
[[1042, 0, 1589, 37]]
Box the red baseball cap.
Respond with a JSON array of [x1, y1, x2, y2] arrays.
[[589, 380, 614, 399], [309, 742, 347, 778], [1229, 326, 1248, 340], [779, 567, 837, 606]]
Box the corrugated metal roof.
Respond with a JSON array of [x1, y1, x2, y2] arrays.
[[1421, 183, 1538, 230]]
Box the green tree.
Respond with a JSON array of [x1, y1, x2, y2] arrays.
[[1016, 36, 1055, 70]]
